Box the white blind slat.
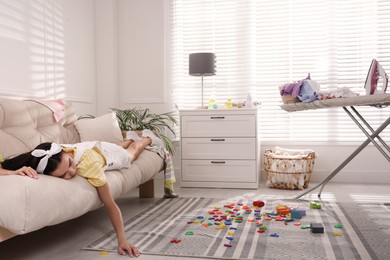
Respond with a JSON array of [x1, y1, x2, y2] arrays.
[[169, 0, 390, 143]]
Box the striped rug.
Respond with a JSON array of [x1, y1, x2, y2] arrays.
[[83, 197, 390, 259]]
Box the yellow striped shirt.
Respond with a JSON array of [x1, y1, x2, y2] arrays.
[[63, 147, 108, 187]]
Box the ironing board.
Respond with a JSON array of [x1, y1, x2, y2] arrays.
[[281, 93, 390, 199]]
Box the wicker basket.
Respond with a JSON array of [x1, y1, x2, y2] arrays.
[[263, 149, 316, 190]]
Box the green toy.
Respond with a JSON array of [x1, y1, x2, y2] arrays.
[[310, 201, 321, 209]]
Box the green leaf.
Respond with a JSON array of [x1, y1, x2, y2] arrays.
[[111, 106, 178, 155]]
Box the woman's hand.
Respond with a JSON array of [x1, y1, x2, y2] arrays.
[[14, 166, 39, 179], [117, 240, 140, 257]]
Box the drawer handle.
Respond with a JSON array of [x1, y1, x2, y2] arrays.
[[211, 138, 225, 142], [210, 116, 225, 119], [211, 161, 226, 164]]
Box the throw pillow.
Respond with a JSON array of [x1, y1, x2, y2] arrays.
[[74, 112, 123, 145]]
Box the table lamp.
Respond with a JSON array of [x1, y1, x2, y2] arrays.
[[189, 53, 216, 107]]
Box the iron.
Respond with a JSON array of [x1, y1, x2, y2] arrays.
[[365, 59, 388, 95]]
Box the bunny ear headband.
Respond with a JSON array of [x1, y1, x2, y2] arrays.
[[31, 143, 62, 174]]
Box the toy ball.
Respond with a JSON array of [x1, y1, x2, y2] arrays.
[[253, 200, 265, 207]]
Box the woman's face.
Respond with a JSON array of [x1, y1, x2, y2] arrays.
[[50, 152, 76, 180]]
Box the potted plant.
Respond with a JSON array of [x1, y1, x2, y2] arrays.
[[111, 107, 178, 155]]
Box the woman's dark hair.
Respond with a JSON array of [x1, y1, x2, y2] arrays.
[[1, 142, 63, 175]]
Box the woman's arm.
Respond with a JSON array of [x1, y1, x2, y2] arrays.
[[0, 165, 39, 179], [96, 184, 140, 257]]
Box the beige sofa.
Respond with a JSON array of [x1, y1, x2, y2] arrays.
[[0, 98, 164, 242]]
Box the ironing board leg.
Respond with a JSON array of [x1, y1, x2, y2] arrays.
[[350, 106, 390, 155], [295, 135, 372, 199], [295, 107, 390, 200]]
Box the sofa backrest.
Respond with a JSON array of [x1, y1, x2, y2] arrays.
[[0, 98, 81, 159]]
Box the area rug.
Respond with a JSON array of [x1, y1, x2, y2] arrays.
[[83, 196, 390, 259]]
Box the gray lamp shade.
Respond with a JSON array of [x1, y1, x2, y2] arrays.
[[189, 53, 216, 76]]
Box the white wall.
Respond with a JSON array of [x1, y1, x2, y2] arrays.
[[117, 0, 169, 113], [95, 0, 118, 116], [95, 0, 172, 116], [0, 0, 171, 127], [0, 0, 97, 115], [63, 0, 96, 114]]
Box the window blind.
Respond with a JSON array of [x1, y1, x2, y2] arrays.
[[168, 0, 390, 143]]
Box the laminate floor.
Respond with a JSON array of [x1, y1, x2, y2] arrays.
[[0, 178, 389, 260]]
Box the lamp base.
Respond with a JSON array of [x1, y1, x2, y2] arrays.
[[201, 75, 204, 108]]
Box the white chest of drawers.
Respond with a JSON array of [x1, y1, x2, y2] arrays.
[[179, 108, 259, 189]]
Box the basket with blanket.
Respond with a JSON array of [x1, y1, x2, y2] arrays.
[[263, 147, 316, 190]]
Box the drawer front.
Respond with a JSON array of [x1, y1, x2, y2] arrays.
[[181, 159, 257, 183], [181, 115, 255, 137], [181, 137, 256, 160]]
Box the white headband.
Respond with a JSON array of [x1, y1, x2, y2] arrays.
[[31, 143, 62, 174]]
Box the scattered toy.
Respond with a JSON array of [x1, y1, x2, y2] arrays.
[[291, 208, 306, 219], [310, 202, 321, 209], [310, 223, 324, 233], [99, 251, 109, 256], [253, 200, 265, 207], [182, 199, 333, 249]]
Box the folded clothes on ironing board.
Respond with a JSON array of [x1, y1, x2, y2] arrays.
[[281, 93, 390, 112]]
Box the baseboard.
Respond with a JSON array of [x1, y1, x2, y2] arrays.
[[261, 170, 390, 184], [172, 168, 390, 187]]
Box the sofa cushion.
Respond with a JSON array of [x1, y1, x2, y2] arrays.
[[0, 98, 80, 159], [74, 112, 123, 145]]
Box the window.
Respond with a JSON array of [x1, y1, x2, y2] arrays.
[[168, 0, 390, 143]]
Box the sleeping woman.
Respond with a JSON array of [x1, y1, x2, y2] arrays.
[[0, 129, 170, 257]]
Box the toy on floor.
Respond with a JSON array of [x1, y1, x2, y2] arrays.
[[178, 199, 329, 249], [310, 201, 321, 209], [253, 200, 265, 207], [310, 223, 324, 233]]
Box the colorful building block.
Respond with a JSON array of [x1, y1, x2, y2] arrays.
[[310, 223, 324, 233], [310, 202, 321, 209], [276, 206, 290, 215], [291, 208, 306, 219]]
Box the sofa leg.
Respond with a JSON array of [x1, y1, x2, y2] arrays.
[[0, 226, 16, 242], [139, 179, 155, 198]]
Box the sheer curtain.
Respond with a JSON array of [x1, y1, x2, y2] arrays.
[[168, 0, 390, 143]]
